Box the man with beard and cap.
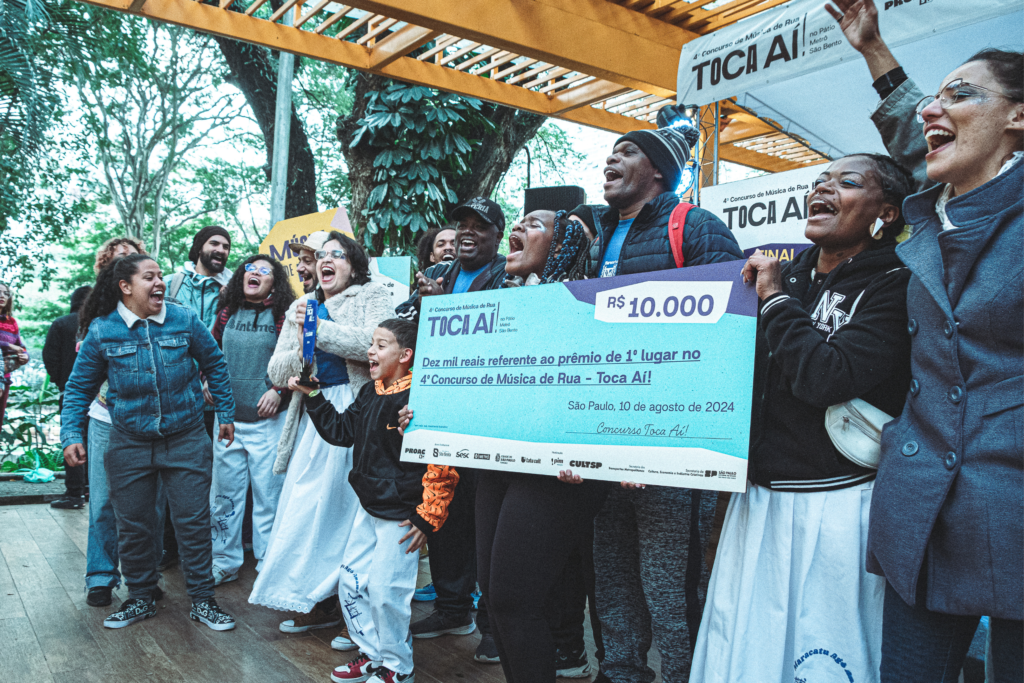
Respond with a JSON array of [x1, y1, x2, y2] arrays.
[[167, 225, 233, 328], [287, 230, 330, 295], [395, 197, 506, 665], [563, 125, 743, 683]]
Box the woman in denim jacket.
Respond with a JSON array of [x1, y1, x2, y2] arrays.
[[61, 253, 238, 633]]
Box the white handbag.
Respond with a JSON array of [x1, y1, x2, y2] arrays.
[[824, 398, 895, 470]]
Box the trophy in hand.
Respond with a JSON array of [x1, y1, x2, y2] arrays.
[[298, 300, 321, 388]]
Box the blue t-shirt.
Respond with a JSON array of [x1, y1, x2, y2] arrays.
[[314, 304, 349, 387], [452, 264, 488, 294], [599, 219, 634, 278]]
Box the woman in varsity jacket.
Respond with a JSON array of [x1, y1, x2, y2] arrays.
[[689, 153, 914, 683], [207, 255, 295, 586]]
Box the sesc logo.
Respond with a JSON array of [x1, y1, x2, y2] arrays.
[[521, 457, 540, 464], [570, 460, 602, 469], [456, 449, 469, 458]]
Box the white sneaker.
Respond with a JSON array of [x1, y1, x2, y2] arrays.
[[332, 628, 359, 651], [212, 567, 238, 586]]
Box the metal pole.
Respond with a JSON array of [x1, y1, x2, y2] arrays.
[[268, 9, 295, 227], [524, 145, 531, 190], [713, 101, 720, 186]]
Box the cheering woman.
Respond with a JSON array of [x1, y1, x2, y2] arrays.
[[61, 253, 237, 631]]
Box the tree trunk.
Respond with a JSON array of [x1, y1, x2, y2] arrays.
[[215, 36, 318, 221], [336, 73, 546, 254]]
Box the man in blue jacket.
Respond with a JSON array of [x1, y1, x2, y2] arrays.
[[588, 125, 744, 683]]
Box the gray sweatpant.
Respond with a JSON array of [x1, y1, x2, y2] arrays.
[[594, 485, 717, 683], [104, 423, 215, 602]]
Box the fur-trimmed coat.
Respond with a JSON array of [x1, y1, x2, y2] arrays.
[[268, 282, 393, 474]]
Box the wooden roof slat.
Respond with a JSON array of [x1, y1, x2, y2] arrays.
[[454, 47, 502, 71], [269, 0, 302, 24], [334, 11, 376, 40], [610, 94, 658, 114], [696, 0, 791, 31], [520, 66, 571, 89], [356, 16, 398, 44], [415, 34, 460, 61], [439, 41, 484, 66], [490, 57, 539, 81], [506, 62, 555, 85], [244, 0, 270, 16], [537, 72, 590, 94], [469, 51, 518, 75], [295, 0, 333, 29], [314, 5, 354, 34]]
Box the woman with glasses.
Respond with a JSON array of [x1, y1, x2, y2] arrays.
[[207, 255, 296, 586], [833, 1, 1024, 679], [248, 233, 392, 642]]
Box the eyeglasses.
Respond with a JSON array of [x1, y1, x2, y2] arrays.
[[915, 79, 1013, 122], [244, 263, 272, 276], [314, 249, 347, 261]]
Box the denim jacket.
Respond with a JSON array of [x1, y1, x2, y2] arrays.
[[60, 300, 234, 448]]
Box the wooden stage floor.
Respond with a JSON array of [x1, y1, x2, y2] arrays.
[[0, 503, 617, 683]]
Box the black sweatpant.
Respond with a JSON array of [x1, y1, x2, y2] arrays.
[[545, 523, 603, 661], [476, 471, 608, 683]]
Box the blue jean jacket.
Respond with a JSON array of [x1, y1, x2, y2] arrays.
[[60, 301, 234, 448]]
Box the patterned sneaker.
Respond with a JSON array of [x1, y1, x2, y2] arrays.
[[212, 566, 238, 586], [331, 624, 359, 651], [410, 611, 475, 639], [279, 601, 342, 633], [330, 652, 381, 682], [367, 667, 414, 683], [103, 598, 157, 629], [190, 598, 236, 631], [555, 646, 591, 678]]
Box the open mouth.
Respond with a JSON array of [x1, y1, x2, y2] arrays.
[[440, 253, 455, 261], [603, 168, 623, 187], [459, 238, 477, 255], [369, 359, 380, 373], [925, 126, 955, 154], [246, 276, 260, 288], [508, 234, 525, 254], [320, 264, 337, 284], [808, 198, 838, 219], [150, 289, 165, 304]]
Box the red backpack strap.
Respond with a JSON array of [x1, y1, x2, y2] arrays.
[[668, 202, 694, 268]]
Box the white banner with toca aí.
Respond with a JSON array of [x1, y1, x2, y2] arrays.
[[676, 0, 1019, 107]]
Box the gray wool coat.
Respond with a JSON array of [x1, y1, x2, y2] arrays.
[[866, 159, 1024, 620]]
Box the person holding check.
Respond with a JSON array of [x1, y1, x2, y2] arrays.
[[689, 153, 914, 683]]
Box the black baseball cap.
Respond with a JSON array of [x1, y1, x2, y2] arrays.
[[450, 197, 506, 233]]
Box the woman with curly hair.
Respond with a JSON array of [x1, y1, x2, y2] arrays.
[[94, 237, 147, 274], [207, 254, 296, 585], [62, 253, 236, 631]]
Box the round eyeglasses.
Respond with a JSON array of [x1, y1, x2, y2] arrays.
[[314, 249, 348, 261], [915, 78, 1013, 123], [245, 263, 272, 276]]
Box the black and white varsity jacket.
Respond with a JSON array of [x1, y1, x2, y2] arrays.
[[748, 239, 912, 492]]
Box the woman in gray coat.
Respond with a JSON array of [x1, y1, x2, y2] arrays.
[[830, 2, 1023, 679]]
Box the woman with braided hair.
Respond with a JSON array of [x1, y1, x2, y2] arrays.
[[503, 209, 592, 286]]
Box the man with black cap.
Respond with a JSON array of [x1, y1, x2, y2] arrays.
[[167, 225, 233, 329], [583, 126, 742, 683], [395, 197, 507, 322], [395, 197, 505, 665]]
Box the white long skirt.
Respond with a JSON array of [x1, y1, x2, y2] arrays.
[[248, 384, 360, 612], [689, 481, 884, 683]]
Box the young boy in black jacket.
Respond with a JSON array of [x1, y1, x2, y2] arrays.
[[288, 318, 458, 683]]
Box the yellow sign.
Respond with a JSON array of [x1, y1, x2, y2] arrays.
[[259, 207, 353, 295]]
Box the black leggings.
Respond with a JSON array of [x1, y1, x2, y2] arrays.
[[476, 471, 608, 683]]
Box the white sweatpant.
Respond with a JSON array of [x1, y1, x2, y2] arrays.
[[210, 413, 286, 575], [340, 506, 420, 675]]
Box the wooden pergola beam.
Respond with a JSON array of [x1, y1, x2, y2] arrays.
[[368, 25, 442, 68]]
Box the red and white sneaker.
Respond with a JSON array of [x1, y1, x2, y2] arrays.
[[367, 667, 415, 683], [330, 653, 381, 683]]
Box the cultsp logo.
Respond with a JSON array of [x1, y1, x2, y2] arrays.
[[570, 460, 602, 469]]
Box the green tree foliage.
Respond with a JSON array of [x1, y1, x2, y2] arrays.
[[348, 84, 490, 254]]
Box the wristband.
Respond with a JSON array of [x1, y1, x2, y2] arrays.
[[872, 67, 907, 100], [308, 389, 321, 398]]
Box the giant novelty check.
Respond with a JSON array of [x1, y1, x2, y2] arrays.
[[400, 261, 757, 492]]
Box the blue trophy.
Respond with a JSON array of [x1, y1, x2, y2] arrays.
[[298, 299, 320, 388]]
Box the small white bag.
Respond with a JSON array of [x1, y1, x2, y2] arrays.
[[824, 398, 895, 469]]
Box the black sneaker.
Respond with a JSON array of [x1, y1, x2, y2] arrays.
[[87, 586, 113, 607], [555, 646, 591, 678], [50, 496, 85, 509], [103, 598, 157, 629], [190, 598, 235, 631], [157, 549, 179, 571], [410, 611, 475, 639], [474, 632, 500, 664]]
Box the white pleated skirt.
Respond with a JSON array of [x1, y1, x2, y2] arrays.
[[689, 480, 884, 683], [248, 384, 360, 613]]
